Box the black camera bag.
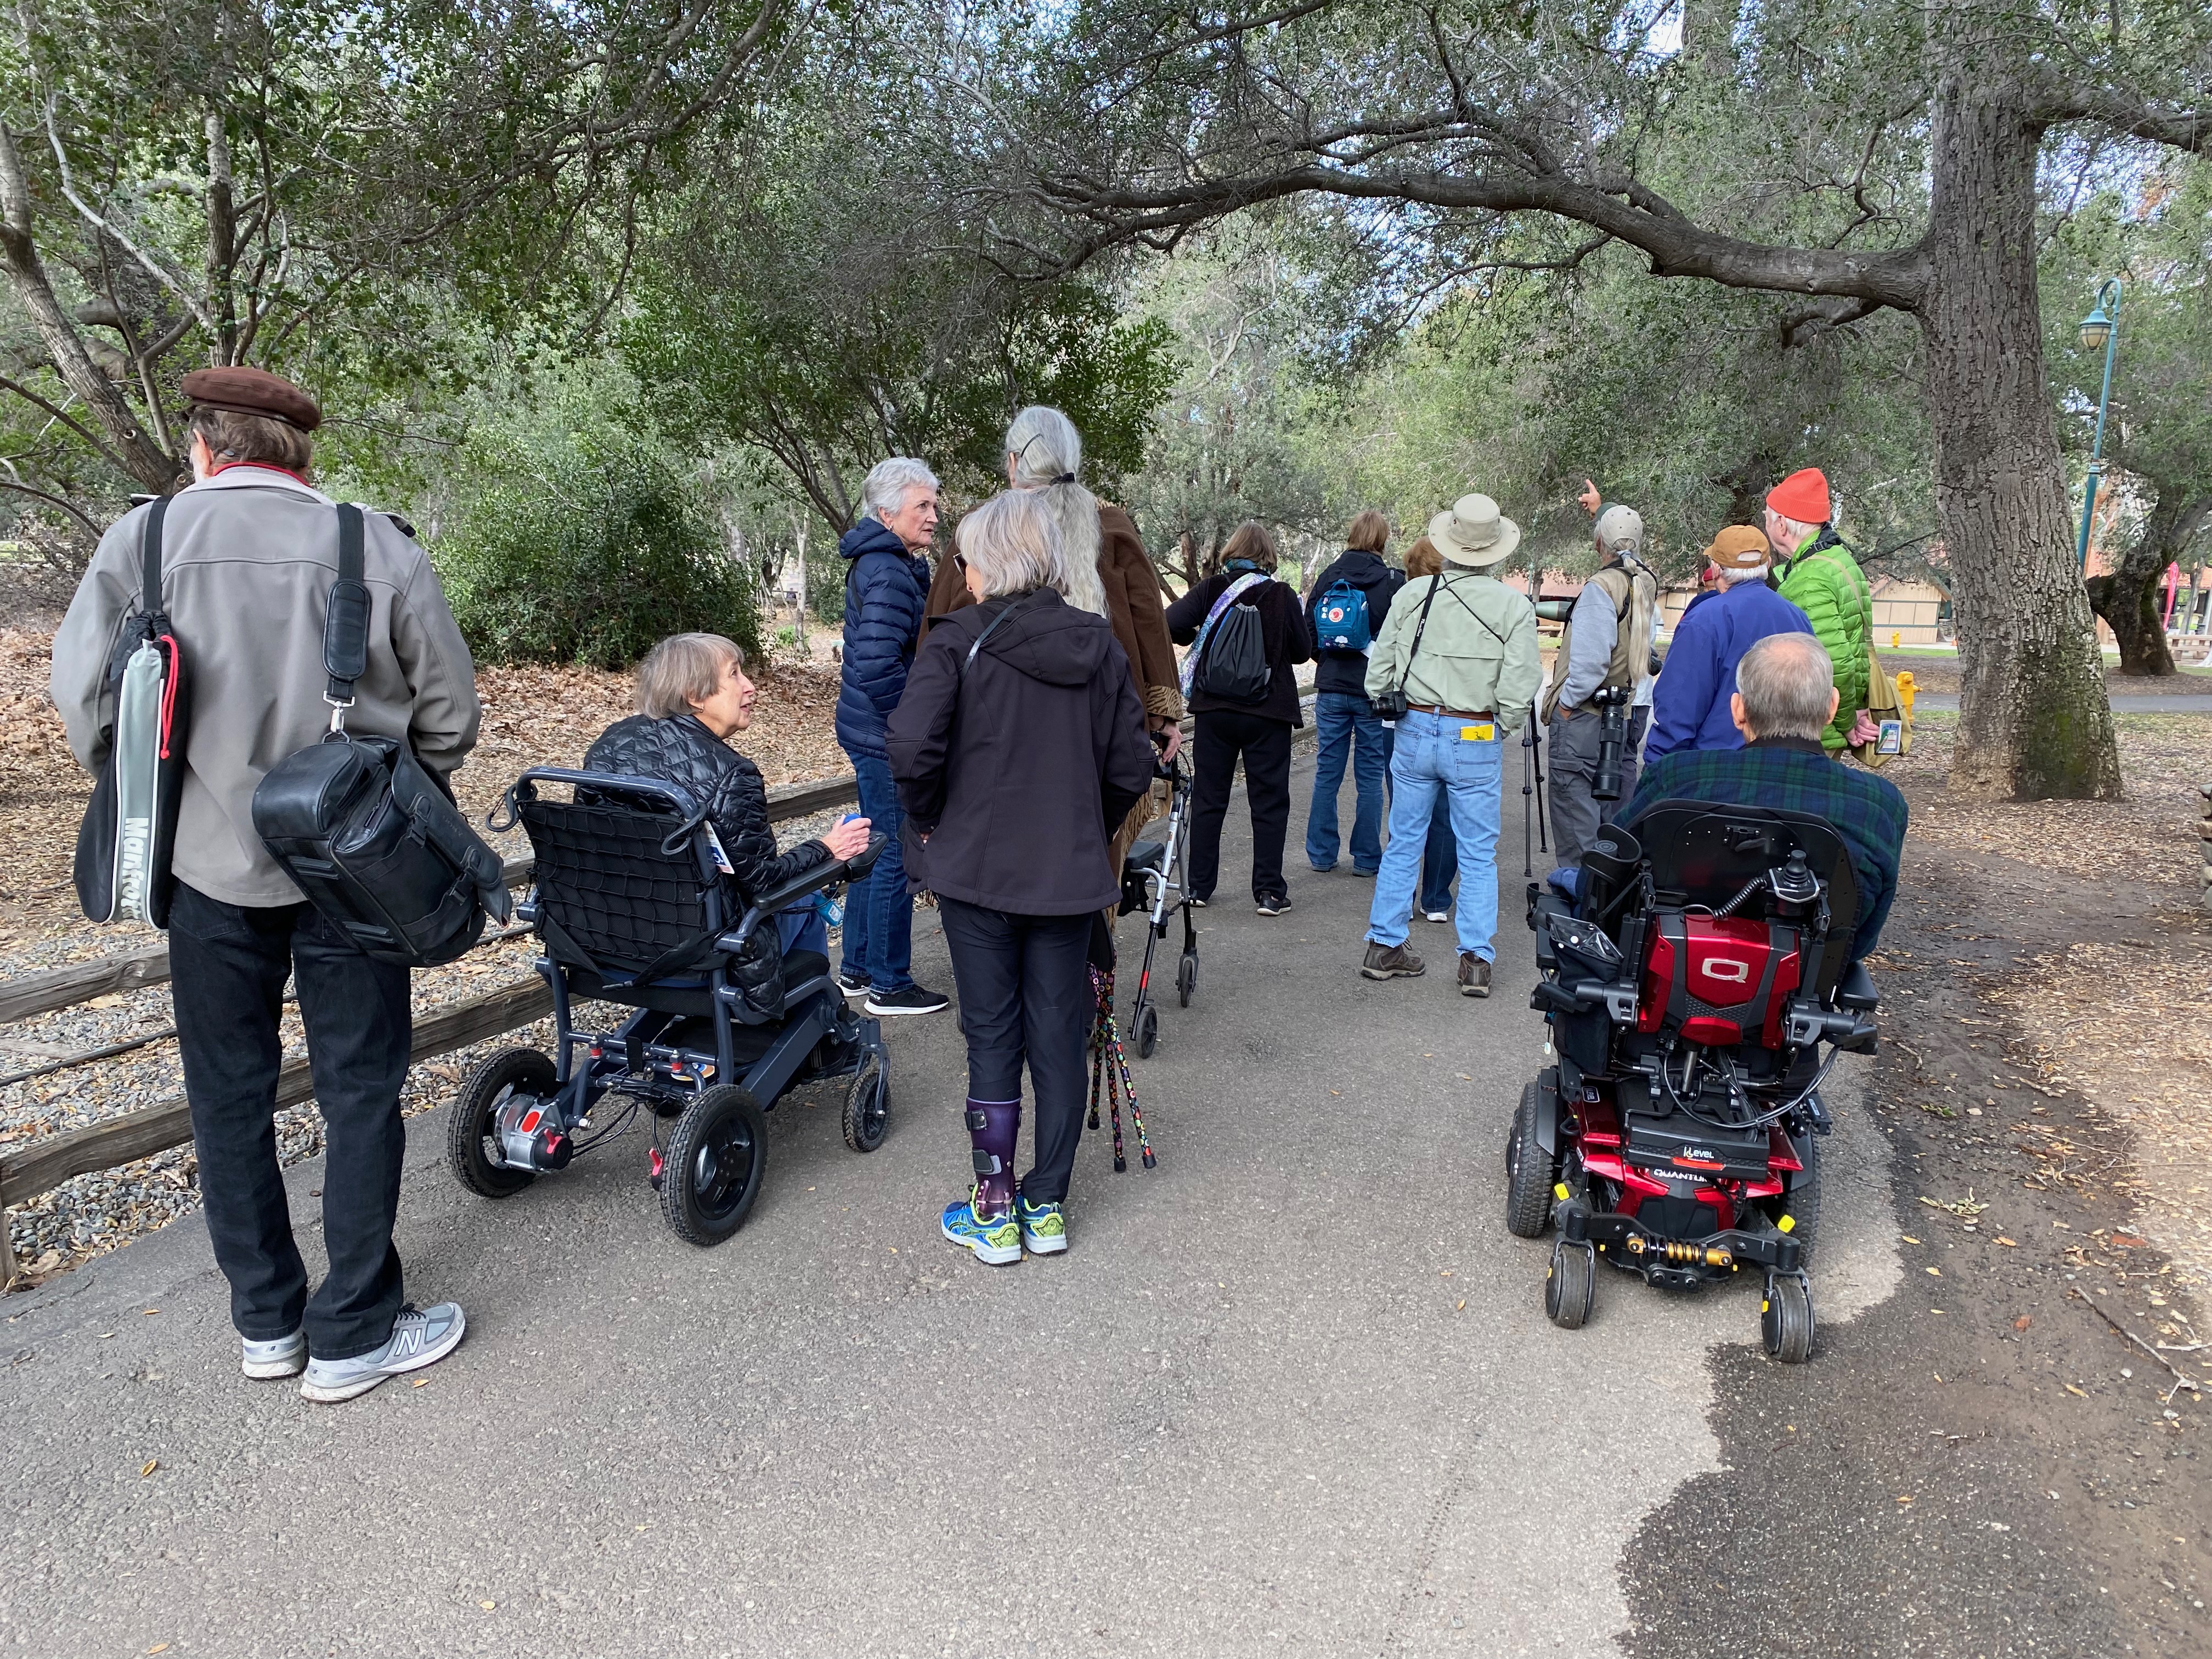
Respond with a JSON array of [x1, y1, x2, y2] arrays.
[[251, 504, 509, 965]]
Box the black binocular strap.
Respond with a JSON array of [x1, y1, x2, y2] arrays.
[[324, 503, 371, 706]]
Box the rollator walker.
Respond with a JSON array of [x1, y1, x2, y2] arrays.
[[1116, 736, 1200, 1059], [446, 768, 890, 1246], [1511, 800, 1880, 1362]]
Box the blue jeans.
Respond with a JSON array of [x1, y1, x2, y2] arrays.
[[1306, 692, 1389, 873], [1380, 723, 1459, 911], [840, 751, 913, 993], [777, 905, 828, 960], [1367, 710, 1506, 960]]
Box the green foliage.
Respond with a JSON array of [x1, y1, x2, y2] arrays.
[[432, 396, 758, 669]]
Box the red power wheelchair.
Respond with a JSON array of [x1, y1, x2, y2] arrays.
[[1510, 800, 1880, 1362]]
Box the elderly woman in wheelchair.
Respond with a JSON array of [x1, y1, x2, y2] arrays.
[[448, 633, 889, 1245]]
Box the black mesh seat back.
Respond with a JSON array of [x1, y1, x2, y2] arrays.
[[1616, 799, 1860, 1000], [518, 795, 719, 976]]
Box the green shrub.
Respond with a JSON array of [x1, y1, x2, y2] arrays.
[[435, 426, 759, 669]]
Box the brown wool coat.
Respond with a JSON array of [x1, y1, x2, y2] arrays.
[[923, 501, 1183, 724]]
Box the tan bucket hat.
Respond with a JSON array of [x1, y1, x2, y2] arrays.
[[1426, 493, 1522, 568]]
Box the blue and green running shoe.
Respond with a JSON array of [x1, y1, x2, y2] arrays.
[[941, 1189, 1021, 1266], [1017, 1194, 1068, 1255]]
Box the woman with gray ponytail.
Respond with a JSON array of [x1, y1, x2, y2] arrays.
[[924, 409, 1185, 896]]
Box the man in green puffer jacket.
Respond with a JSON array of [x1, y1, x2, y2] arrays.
[[1763, 467, 1880, 754]]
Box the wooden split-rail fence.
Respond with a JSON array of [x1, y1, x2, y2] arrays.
[[0, 774, 862, 1283]]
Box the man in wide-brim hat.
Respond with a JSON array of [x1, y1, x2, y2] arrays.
[[1357, 492, 1541, 998]]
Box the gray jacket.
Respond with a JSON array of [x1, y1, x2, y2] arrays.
[[50, 466, 481, 907]]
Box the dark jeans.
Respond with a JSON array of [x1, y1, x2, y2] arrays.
[[1189, 709, 1293, 903], [841, 750, 914, 992], [1306, 691, 1388, 873], [1381, 723, 1459, 910], [167, 883, 413, 1361], [936, 899, 1092, 1205]]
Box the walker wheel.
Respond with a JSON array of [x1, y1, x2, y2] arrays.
[[1545, 1239, 1596, 1330], [1177, 952, 1197, 1008], [1761, 1273, 1816, 1364], [1134, 1002, 1160, 1059]]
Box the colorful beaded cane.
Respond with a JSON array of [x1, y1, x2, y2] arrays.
[[1087, 966, 1155, 1172]]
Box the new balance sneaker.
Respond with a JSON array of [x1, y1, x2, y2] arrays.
[[866, 983, 951, 1016], [1458, 952, 1493, 998], [1361, 941, 1426, 980], [1255, 894, 1291, 916], [298, 1302, 466, 1403], [240, 1329, 306, 1380], [1017, 1194, 1068, 1256], [941, 1190, 1022, 1266], [836, 966, 870, 998]]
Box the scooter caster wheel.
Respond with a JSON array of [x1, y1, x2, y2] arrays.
[[1545, 1238, 1596, 1330], [1762, 1272, 1815, 1364]]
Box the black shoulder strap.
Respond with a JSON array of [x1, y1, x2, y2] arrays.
[[963, 598, 1020, 673], [138, 496, 171, 623], [324, 503, 370, 713], [1397, 575, 1441, 692]]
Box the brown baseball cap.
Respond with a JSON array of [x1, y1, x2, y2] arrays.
[[1703, 524, 1770, 569], [179, 366, 322, 432]]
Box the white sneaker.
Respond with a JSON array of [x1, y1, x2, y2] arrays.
[[1425, 910, 1451, 923], [241, 1329, 306, 1380]]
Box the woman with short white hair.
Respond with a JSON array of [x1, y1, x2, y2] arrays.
[[889, 492, 1154, 1265]]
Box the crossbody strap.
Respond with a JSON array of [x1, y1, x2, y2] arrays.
[[1436, 574, 1511, 648], [322, 503, 370, 731], [1396, 575, 1442, 694]]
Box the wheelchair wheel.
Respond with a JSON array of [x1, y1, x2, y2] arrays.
[[1762, 1273, 1816, 1364], [1134, 1001, 1160, 1059], [1545, 1239, 1596, 1330], [1505, 1079, 1558, 1239], [662, 1085, 768, 1246], [447, 1047, 555, 1199], [842, 1047, 889, 1153], [1177, 951, 1197, 1008], [1775, 1133, 1822, 1269]]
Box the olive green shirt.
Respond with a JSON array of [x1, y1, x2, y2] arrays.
[[1365, 571, 1542, 725]]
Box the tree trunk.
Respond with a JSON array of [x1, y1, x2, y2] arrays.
[[1917, 69, 2120, 800], [2085, 493, 2204, 676], [0, 125, 179, 495]]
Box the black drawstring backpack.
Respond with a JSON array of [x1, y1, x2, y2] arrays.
[[75, 497, 191, 927], [251, 503, 511, 965]]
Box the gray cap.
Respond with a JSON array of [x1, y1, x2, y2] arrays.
[[1594, 504, 1644, 554]]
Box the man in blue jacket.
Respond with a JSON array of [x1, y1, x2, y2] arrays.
[[1646, 525, 1813, 760], [836, 457, 949, 1015]]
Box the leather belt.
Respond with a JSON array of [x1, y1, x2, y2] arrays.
[[1406, 704, 1497, 720]]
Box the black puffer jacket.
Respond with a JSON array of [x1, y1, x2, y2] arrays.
[[584, 714, 832, 902]]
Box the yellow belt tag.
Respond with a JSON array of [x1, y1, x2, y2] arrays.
[[1462, 723, 1494, 742]]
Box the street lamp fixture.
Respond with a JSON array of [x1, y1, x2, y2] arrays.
[[2075, 278, 2123, 572]]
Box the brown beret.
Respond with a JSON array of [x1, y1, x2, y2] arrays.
[[179, 366, 321, 432], [1703, 524, 1771, 569]]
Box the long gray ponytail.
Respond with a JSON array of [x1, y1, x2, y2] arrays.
[[1005, 405, 1108, 619]]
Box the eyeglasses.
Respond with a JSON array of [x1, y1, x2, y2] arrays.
[[952, 554, 968, 574]]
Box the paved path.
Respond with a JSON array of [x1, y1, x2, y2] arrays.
[[1914, 692, 2212, 713], [1, 753, 1900, 1658]]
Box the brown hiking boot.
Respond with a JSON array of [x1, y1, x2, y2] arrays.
[[1361, 941, 1426, 980], [1458, 953, 1492, 998]]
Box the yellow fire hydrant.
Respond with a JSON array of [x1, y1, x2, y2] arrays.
[[1895, 670, 1916, 720], [1891, 630, 1900, 650]]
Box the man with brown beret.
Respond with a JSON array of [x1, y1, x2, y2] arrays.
[[1644, 524, 1814, 759], [52, 366, 480, 1402]]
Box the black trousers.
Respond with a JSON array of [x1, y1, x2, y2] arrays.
[[1188, 709, 1293, 903], [937, 898, 1092, 1205], [168, 883, 413, 1360]]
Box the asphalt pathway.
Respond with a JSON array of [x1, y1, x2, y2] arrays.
[[1914, 692, 2212, 713], [1, 751, 1900, 1658]]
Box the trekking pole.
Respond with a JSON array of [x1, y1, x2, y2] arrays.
[[1528, 707, 1549, 855], [1522, 716, 1539, 884], [1086, 966, 1155, 1172]]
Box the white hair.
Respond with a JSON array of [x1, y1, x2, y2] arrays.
[[1716, 560, 1772, 588], [1735, 633, 1835, 740], [1005, 406, 1107, 619], [956, 490, 1065, 599], [861, 456, 939, 524]]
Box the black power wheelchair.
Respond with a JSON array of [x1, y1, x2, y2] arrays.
[[1510, 800, 1880, 1362], [445, 768, 890, 1246]]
